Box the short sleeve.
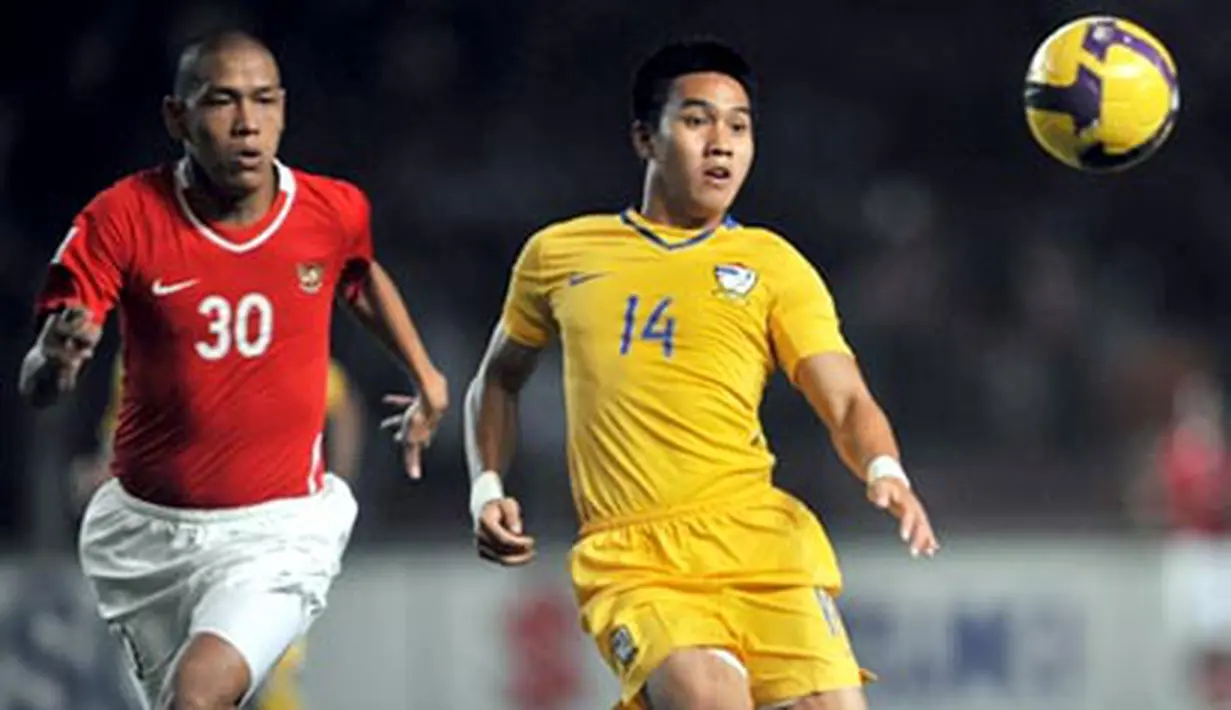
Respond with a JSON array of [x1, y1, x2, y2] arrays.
[[336, 182, 374, 302], [500, 233, 553, 348], [768, 243, 853, 383], [34, 197, 129, 328]]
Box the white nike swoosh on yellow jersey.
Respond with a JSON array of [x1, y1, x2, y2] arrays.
[[151, 278, 200, 296]]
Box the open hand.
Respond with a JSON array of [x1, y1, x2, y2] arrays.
[[380, 370, 448, 479], [868, 478, 940, 558]]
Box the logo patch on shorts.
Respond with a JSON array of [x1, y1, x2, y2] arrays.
[[609, 625, 638, 670], [815, 588, 844, 638]]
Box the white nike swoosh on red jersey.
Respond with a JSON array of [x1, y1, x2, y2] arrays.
[[151, 278, 200, 297]]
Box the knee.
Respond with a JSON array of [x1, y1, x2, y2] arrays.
[[166, 671, 240, 710], [645, 649, 752, 710], [785, 689, 868, 710], [166, 694, 219, 708], [668, 681, 744, 710], [163, 634, 250, 710]]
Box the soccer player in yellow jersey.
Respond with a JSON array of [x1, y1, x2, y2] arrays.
[[73, 356, 366, 710], [461, 39, 940, 710]]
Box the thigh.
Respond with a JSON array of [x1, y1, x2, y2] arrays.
[[81, 483, 195, 706], [644, 647, 753, 710], [584, 588, 740, 709], [732, 586, 868, 708], [184, 587, 310, 706], [158, 631, 252, 709], [772, 687, 868, 710]]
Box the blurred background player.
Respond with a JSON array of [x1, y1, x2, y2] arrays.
[[18, 29, 447, 710], [1123, 345, 1231, 710], [70, 355, 367, 710], [460, 39, 938, 710]]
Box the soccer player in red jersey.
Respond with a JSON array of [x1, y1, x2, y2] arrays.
[[17, 31, 447, 710]]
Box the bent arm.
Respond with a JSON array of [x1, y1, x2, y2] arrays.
[[463, 325, 543, 485], [18, 339, 64, 408], [19, 310, 99, 409]]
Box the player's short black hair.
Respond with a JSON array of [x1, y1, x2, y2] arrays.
[[631, 38, 756, 128], [173, 30, 275, 99]]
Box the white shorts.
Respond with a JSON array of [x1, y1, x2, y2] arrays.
[[1163, 535, 1231, 651], [78, 475, 358, 708]]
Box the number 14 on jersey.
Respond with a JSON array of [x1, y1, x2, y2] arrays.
[[620, 295, 675, 358]]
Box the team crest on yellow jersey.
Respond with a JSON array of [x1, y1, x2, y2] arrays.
[[609, 626, 638, 670], [713, 264, 758, 302]]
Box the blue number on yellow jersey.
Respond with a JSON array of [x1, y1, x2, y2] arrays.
[[501, 209, 852, 529]]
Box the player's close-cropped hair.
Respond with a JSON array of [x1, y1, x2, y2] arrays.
[[172, 29, 274, 99], [631, 38, 757, 128]]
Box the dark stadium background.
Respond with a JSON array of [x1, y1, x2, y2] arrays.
[[0, 2, 1225, 708]]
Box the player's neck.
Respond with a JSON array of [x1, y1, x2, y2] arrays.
[[640, 183, 724, 232], [183, 160, 279, 227]]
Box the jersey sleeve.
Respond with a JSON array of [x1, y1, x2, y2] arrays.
[[500, 233, 554, 348], [768, 242, 853, 383], [34, 194, 130, 328], [335, 182, 374, 302]]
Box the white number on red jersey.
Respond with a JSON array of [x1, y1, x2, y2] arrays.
[[194, 293, 274, 360]]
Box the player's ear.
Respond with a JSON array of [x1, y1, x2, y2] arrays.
[[161, 95, 186, 142], [631, 120, 654, 161]]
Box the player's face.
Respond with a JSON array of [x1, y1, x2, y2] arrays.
[[165, 46, 285, 195], [638, 72, 754, 220]]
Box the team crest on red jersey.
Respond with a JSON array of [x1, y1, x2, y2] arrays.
[[297, 262, 324, 294]]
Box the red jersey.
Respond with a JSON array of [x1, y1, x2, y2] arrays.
[[35, 159, 373, 508], [1160, 422, 1231, 535]]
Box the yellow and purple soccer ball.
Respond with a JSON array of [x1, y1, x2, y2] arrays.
[[1023, 16, 1179, 172]]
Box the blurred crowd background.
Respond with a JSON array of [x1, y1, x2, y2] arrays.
[[4, 0, 1227, 547]]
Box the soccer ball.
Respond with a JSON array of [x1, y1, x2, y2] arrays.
[[1023, 16, 1179, 172]]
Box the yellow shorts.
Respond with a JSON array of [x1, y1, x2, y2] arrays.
[[571, 489, 873, 709], [255, 640, 307, 710]]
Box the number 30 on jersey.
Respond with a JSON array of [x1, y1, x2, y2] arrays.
[[620, 295, 675, 358], [195, 293, 273, 361]]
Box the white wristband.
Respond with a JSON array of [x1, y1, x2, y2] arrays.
[[866, 455, 910, 489], [469, 471, 505, 526]]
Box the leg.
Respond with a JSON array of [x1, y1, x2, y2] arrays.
[[162, 632, 251, 710], [774, 687, 867, 710], [252, 641, 308, 710], [1197, 648, 1231, 710], [644, 648, 754, 710], [160, 591, 308, 710], [732, 587, 870, 710]]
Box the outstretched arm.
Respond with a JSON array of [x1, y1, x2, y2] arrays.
[[794, 352, 939, 557], [795, 353, 900, 478], [343, 261, 443, 394], [345, 260, 447, 478], [463, 325, 543, 565]]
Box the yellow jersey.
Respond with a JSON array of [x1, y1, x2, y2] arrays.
[[501, 210, 852, 530]]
